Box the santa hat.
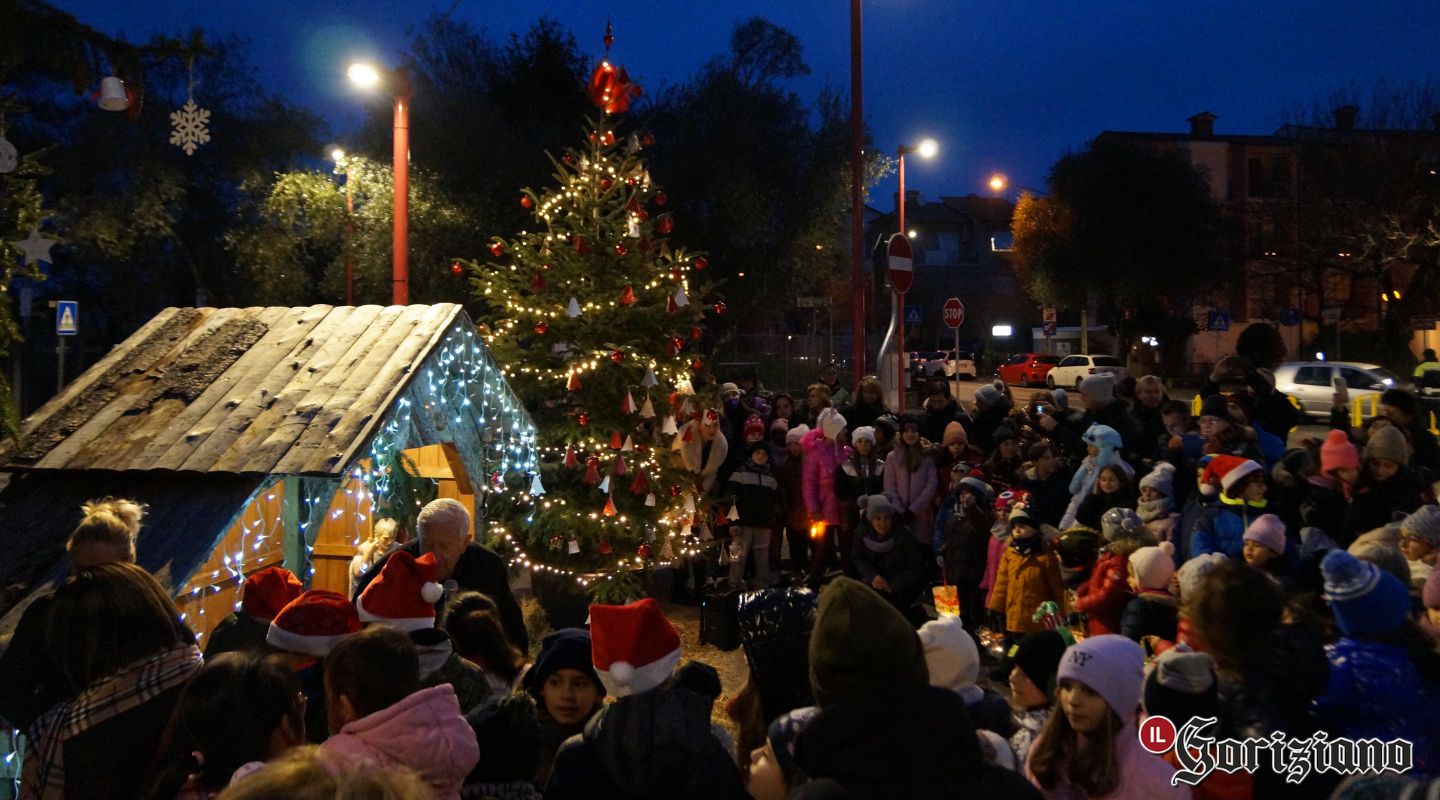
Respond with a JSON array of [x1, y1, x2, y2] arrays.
[[1243, 514, 1287, 555], [240, 566, 304, 621], [266, 589, 362, 657], [744, 414, 766, 440], [589, 597, 682, 698], [1202, 454, 1262, 497], [1128, 541, 1177, 591], [356, 550, 444, 632]]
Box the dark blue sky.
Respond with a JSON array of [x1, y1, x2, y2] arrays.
[[61, 0, 1440, 206]]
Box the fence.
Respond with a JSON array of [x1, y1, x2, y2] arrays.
[[1187, 393, 1440, 435], [713, 333, 854, 396]]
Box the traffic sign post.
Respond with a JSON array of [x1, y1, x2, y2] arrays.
[[943, 297, 965, 397], [887, 234, 913, 408], [54, 300, 78, 394]]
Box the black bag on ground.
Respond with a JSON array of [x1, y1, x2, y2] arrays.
[[699, 586, 742, 650]]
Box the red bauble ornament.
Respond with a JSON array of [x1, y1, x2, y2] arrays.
[[691, 326, 703, 340], [520, 195, 533, 209], [636, 208, 650, 221], [642, 132, 656, 147], [637, 542, 652, 559], [599, 177, 613, 191], [601, 130, 616, 146], [489, 241, 506, 258], [670, 484, 683, 497], [614, 243, 628, 256], [572, 235, 590, 254], [620, 285, 637, 306], [534, 321, 548, 335], [587, 61, 641, 115], [670, 269, 682, 282], [531, 271, 546, 291], [656, 216, 674, 235], [654, 191, 668, 206], [672, 336, 685, 352], [578, 412, 590, 426], [598, 537, 614, 554], [564, 445, 578, 468], [691, 358, 703, 371], [714, 301, 728, 315], [610, 349, 624, 364], [694, 256, 708, 271], [450, 261, 464, 275]]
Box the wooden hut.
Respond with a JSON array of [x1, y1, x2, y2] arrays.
[[0, 304, 536, 646]]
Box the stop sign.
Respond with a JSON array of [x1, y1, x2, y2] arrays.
[[943, 297, 965, 329], [887, 233, 913, 294]]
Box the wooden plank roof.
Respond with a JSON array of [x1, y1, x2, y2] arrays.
[[1, 304, 467, 476]]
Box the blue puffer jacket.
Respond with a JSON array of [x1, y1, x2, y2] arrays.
[[1189, 494, 1267, 560], [1314, 638, 1440, 777]]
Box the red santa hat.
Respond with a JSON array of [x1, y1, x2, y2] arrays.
[[589, 597, 682, 697], [356, 550, 444, 631], [240, 566, 304, 621], [266, 589, 362, 657], [1200, 454, 1262, 497]]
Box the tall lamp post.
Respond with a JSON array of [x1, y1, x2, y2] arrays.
[[849, 0, 865, 387], [331, 148, 355, 306], [894, 138, 937, 408], [348, 61, 412, 306]]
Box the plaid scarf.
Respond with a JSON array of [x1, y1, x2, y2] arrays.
[[21, 644, 202, 800]]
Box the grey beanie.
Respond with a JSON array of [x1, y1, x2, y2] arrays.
[[863, 494, 895, 521], [1080, 373, 1115, 401], [1400, 505, 1440, 546], [1052, 388, 1069, 410], [1363, 425, 1411, 467], [1348, 539, 1412, 588], [974, 384, 1002, 408]]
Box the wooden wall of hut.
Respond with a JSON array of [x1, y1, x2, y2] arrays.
[[175, 483, 287, 646]]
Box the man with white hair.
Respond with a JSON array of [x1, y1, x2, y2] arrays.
[[352, 498, 527, 651]]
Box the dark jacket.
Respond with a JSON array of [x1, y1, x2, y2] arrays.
[[544, 678, 746, 800], [1084, 399, 1140, 459], [1343, 468, 1426, 537], [201, 611, 270, 659], [726, 461, 781, 529], [1017, 467, 1072, 529], [1314, 638, 1440, 776], [0, 593, 62, 731], [1074, 488, 1135, 531], [791, 685, 1042, 800], [850, 525, 928, 605], [970, 403, 1015, 453], [834, 454, 885, 505], [933, 495, 993, 587], [1120, 591, 1179, 643], [919, 398, 966, 446], [354, 539, 528, 652], [838, 400, 889, 432]]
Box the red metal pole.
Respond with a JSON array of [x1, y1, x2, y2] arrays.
[[849, 0, 865, 386], [392, 81, 411, 306], [897, 151, 905, 411], [345, 175, 355, 306]]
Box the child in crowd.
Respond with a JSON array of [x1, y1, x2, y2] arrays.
[[463, 693, 545, 800], [1136, 462, 1179, 543], [1061, 424, 1128, 530], [1074, 463, 1137, 531], [1142, 650, 1252, 800], [982, 490, 1028, 608], [1018, 441, 1071, 529], [987, 507, 1068, 645], [1171, 553, 1226, 651], [883, 414, 940, 546], [727, 440, 782, 588], [1240, 514, 1294, 591], [836, 425, 886, 579], [265, 588, 364, 742], [1191, 455, 1269, 560], [933, 467, 995, 627], [1122, 542, 1179, 644], [1054, 528, 1103, 590], [803, 409, 848, 579], [851, 496, 929, 616], [776, 424, 811, 577], [933, 421, 981, 485], [1400, 505, 1440, 591], [521, 628, 605, 789], [1000, 629, 1073, 767], [918, 617, 1018, 740], [1307, 430, 1361, 547], [319, 626, 479, 800], [1074, 509, 1154, 637], [443, 592, 527, 694], [204, 566, 303, 658], [1345, 426, 1426, 537], [1025, 635, 1187, 799], [982, 427, 1023, 494], [1421, 568, 1440, 648]]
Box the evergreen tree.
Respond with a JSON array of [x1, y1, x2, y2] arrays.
[[466, 45, 719, 600]]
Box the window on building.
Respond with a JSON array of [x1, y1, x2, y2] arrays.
[[1248, 155, 1292, 199]]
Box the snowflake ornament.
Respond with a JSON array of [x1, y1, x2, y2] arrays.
[[170, 99, 211, 156]]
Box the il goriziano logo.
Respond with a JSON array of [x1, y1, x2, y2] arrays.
[[1138, 716, 1414, 786]]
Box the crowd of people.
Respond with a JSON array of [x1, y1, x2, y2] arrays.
[[5, 353, 1440, 799]]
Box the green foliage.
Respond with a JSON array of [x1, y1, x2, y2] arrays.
[[468, 115, 714, 569], [0, 94, 49, 443]]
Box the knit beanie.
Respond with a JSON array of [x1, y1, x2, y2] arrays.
[[1363, 425, 1411, 466], [850, 426, 876, 446], [1243, 514, 1287, 555], [356, 550, 444, 631], [786, 423, 811, 445], [1139, 462, 1176, 498], [1176, 553, 1226, 602], [1000, 629, 1073, 700], [1321, 430, 1361, 476], [1401, 505, 1440, 547], [1055, 528, 1103, 571], [1348, 540, 1412, 589], [1143, 649, 1218, 724], [720, 382, 742, 398], [589, 598, 682, 697], [1008, 506, 1039, 536], [1052, 388, 1069, 410], [917, 617, 982, 704], [767, 707, 820, 785], [1424, 565, 1440, 611], [1100, 508, 1144, 543], [808, 577, 928, 707], [465, 692, 542, 784], [1129, 542, 1177, 591], [1321, 549, 1412, 639], [1080, 373, 1115, 402], [862, 494, 895, 521], [1056, 634, 1144, 717], [266, 589, 363, 658], [818, 408, 847, 441], [240, 566, 304, 621], [1197, 394, 1228, 421], [522, 628, 605, 701], [959, 476, 994, 503], [974, 384, 1002, 408], [943, 421, 967, 447], [744, 414, 767, 441]]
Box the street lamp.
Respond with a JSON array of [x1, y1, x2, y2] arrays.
[[348, 60, 412, 305], [332, 148, 356, 306], [850, 0, 864, 387], [891, 138, 937, 409]]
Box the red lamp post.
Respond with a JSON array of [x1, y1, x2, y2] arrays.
[[348, 62, 413, 306]]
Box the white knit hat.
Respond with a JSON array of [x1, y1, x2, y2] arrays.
[[1129, 541, 1177, 591], [818, 408, 847, 441], [917, 617, 982, 705], [786, 423, 811, 445]]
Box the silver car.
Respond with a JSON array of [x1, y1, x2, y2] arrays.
[[1272, 361, 1404, 418]]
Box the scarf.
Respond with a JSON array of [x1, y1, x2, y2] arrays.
[[1136, 497, 1174, 523], [862, 534, 897, 553], [1010, 534, 1042, 556], [23, 644, 202, 800]]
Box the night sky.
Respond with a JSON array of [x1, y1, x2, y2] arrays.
[[57, 0, 1440, 207]]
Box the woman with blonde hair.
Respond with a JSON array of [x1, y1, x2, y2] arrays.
[[839, 375, 890, 430]]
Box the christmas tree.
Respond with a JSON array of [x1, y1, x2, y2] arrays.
[[466, 33, 723, 601]]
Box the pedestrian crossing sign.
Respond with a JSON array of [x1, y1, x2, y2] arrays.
[[56, 300, 78, 336]]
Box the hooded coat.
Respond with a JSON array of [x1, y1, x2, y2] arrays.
[[883, 445, 939, 544], [802, 428, 845, 525], [319, 684, 480, 800], [544, 679, 747, 800], [674, 420, 729, 495], [1313, 638, 1440, 775], [1190, 495, 1268, 560], [1073, 550, 1132, 637], [987, 537, 1069, 634]]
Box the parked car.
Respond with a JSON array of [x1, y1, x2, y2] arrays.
[[1272, 361, 1404, 418], [912, 350, 977, 381], [1045, 354, 1127, 389], [997, 353, 1063, 387]]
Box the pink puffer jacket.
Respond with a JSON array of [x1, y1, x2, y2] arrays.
[[319, 685, 479, 800], [802, 428, 844, 525]]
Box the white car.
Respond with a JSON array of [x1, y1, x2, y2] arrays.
[[1045, 354, 1127, 389], [1272, 361, 1403, 418], [912, 349, 977, 381]]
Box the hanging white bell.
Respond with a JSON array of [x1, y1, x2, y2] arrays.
[[727, 503, 740, 521], [566, 297, 582, 317], [530, 474, 546, 496], [673, 285, 690, 308], [642, 368, 659, 387], [661, 415, 679, 435], [639, 396, 656, 418], [98, 77, 129, 112], [645, 493, 657, 507]]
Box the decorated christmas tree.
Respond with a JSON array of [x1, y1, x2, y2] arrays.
[[466, 30, 724, 601]]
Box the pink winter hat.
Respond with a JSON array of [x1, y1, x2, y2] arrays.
[[1129, 542, 1177, 591], [1243, 514, 1287, 555], [1320, 430, 1360, 477]]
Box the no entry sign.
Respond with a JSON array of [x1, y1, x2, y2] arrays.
[[887, 233, 913, 294], [943, 297, 965, 329]]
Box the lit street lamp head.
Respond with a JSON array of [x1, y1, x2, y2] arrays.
[[916, 138, 938, 159], [989, 173, 1008, 192], [330, 147, 346, 163], [347, 62, 382, 90]]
